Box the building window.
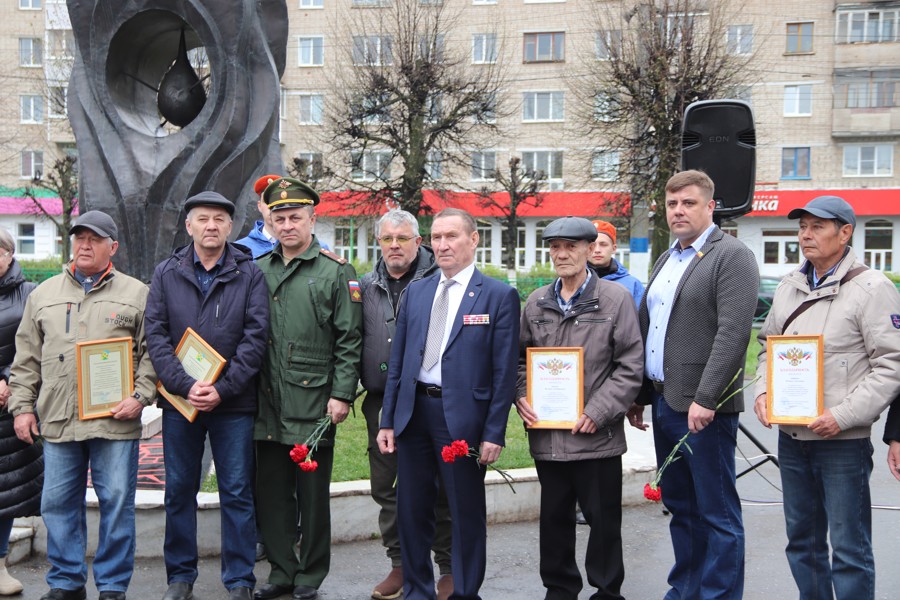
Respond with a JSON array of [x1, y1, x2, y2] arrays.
[[426, 151, 442, 180], [864, 219, 893, 271], [48, 30, 75, 59], [332, 219, 356, 261], [781, 147, 810, 179], [49, 86, 67, 118], [727, 25, 753, 55], [20, 95, 43, 123], [475, 222, 492, 267], [352, 94, 391, 124], [594, 94, 617, 122], [843, 144, 893, 177], [298, 94, 324, 124], [426, 93, 442, 123], [523, 32, 565, 63], [298, 36, 324, 66], [660, 13, 699, 48], [472, 33, 497, 64], [353, 35, 393, 66], [300, 0, 323, 7], [595, 29, 622, 60], [522, 91, 564, 122], [350, 150, 391, 181], [591, 150, 619, 181], [762, 230, 800, 265], [522, 150, 563, 180], [837, 79, 898, 109], [470, 151, 496, 180], [18, 38, 42, 66], [418, 34, 445, 62], [19, 0, 40, 9], [21, 151, 43, 179], [836, 9, 900, 44], [786, 22, 813, 54], [783, 85, 812, 116], [731, 85, 752, 105], [294, 152, 324, 181], [16, 224, 35, 255]]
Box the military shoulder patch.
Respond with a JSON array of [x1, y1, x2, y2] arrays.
[[891, 314, 900, 329], [349, 280, 362, 303], [320, 248, 348, 264]]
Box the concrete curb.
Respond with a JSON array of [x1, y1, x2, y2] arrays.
[[12, 423, 658, 561]]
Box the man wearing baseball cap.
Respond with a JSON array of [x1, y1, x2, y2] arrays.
[[145, 192, 269, 600], [753, 195, 900, 599], [236, 174, 282, 259], [588, 220, 644, 308], [8, 210, 158, 600], [515, 216, 643, 600], [254, 177, 361, 600]]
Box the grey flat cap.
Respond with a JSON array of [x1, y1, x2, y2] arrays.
[[69, 210, 118, 241], [787, 196, 856, 228], [542, 216, 598, 242], [184, 191, 236, 217]]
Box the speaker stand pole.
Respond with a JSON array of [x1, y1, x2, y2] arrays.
[[737, 422, 778, 479]]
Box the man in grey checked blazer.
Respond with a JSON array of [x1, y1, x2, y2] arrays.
[[628, 170, 759, 600]]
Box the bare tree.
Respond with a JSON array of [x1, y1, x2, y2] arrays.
[[326, 0, 507, 215], [477, 156, 545, 274], [22, 155, 78, 261], [573, 0, 756, 264]]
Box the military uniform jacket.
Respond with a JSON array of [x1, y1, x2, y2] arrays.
[[255, 237, 362, 445], [8, 264, 157, 441]]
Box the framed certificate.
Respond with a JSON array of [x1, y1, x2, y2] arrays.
[[526, 347, 584, 429], [76, 337, 134, 420], [156, 327, 227, 423], [766, 334, 824, 425]]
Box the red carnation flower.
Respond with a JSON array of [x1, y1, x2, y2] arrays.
[[290, 444, 310, 465], [442, 439, 472, 463], [643, 482, 662, 502], [299, 460, 318, 473], [441, 446, 457, 463]]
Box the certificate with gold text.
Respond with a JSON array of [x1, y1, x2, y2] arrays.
[[76, 337, 134, 420], [526, 347, 584, 429], [766, 335, 824, 425], [157, 328, 226, 422]]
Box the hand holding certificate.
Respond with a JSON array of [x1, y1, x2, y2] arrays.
[[157, 327, 227, 422], [526, 347, 584, 429], [766, 335, 824, 425]]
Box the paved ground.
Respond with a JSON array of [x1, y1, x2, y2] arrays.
[[10, 414, 900, 599]]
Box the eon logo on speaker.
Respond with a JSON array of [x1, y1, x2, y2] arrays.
[[707, 136, 730, 143]]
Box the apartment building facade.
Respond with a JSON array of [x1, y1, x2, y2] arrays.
[[0, 0, 897, 280]]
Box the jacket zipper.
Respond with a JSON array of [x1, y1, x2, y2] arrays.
[[65, 303, 72, 334]]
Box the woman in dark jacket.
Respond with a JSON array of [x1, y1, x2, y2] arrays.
[[0, 228, 41, 595]]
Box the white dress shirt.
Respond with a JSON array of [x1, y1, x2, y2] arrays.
[[418, 262, 476, 386]]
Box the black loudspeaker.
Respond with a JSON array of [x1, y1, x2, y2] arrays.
[[681, 99, 756, 220]]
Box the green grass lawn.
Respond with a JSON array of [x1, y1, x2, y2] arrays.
[[333, 399, 535, 482], [745, 328, 762, 379]]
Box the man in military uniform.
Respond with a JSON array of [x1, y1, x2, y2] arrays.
[[253, 177, 363, 600]]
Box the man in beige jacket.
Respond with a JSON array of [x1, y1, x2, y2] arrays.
[[754, 196, 900, 600], [8, 211, 157, 600]]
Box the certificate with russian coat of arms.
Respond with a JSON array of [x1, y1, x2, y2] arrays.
[[526, 347, 584, 429], [766, 335, 824, 425], [157, 327, 227, 423]]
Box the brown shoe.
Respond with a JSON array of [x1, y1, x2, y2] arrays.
[[436, 574, 453, 600], [371, 567, 403, 600]]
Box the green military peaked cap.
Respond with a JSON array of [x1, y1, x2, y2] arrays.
[[263, 177, 320, 211]]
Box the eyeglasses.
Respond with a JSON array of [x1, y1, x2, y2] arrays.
[[378, 236, 415, 245]]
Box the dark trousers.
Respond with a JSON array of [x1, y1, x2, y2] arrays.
[[396, 393, 487, 600], [256, 440, 333, 589], [535, 457, 624, 600], [651, 392, 744, 600], [363, 393, 452, 573]]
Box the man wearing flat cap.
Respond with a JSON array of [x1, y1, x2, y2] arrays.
[[236, 174, 282, 259], [8, 211, 157, 600], [515, 216, 643, 600], [145, 192, 269, 600], [753, 195, 900, 600], [253, 177, 362, 600]]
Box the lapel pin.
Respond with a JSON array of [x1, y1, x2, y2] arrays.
[[468, 291, 474, 297]]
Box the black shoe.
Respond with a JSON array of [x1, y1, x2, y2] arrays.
[[40, 589, 87, 600], [229, 587, 253, 600], [292, 585, 318, 600], [99, 593, 127, 600], [254, 583, 293, 600], [255, 542, 267, 562], [162, 582, 193, 600]]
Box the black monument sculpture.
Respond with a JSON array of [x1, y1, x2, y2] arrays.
[[66, 0, 288, 281]]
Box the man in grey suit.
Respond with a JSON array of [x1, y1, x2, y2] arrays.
[[627, 170, 759, 600]]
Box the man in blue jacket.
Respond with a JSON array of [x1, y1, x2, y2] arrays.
[[588, 220, 643, 308], [145, 192, 270, 600], [236, 175, 281, 259]]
